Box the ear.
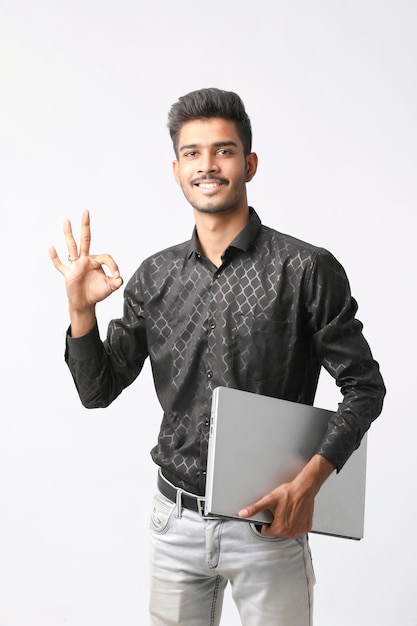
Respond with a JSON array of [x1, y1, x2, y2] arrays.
[[245, 152, 258, 182], [172, 160, 180, 185]]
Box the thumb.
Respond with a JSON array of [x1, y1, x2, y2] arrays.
[[109, 271, 123, 292], [238, 494, 271, 520]]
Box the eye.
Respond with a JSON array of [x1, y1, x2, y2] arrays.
[[216, 149, 233, 156], [184, 150, 198, 158]]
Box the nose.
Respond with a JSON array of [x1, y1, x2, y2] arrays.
[[197, 150, 219, 174]]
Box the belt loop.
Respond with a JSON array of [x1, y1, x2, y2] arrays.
[[175, 487, 183, 519]]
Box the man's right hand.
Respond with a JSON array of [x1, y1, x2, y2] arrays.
[[49, 209, 123, 337]]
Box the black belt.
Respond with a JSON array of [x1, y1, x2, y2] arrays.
[[157, 471, 206, 516]]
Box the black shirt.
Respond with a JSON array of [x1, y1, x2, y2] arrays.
[[65, 209, 385, 494]]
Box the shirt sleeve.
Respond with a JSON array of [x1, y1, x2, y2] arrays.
[[304, 248, 386, 471], [65, 269, 149, 408]]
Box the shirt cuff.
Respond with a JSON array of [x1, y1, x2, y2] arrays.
[[65, 323, 102, 360]]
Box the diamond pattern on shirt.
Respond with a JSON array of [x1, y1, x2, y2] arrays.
[[65, 209, 385, 494]]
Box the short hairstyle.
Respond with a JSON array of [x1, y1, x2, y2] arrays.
[[168, 87, 252, 158]]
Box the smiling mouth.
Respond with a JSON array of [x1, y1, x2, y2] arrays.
[[197, 182, 222, 189], [192, 177, 228, 189]]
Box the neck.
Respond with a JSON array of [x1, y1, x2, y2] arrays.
[[194, 206, 250, 268]]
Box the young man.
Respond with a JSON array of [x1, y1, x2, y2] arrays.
[[49, 88, 385, 626]]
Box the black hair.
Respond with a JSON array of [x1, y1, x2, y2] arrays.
[[168, 87, 252, 158]]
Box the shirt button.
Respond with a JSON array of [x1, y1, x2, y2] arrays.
[[207, 370, 213, 379], [209, 321, 216, 330]]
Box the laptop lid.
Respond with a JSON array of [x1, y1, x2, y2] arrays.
[[204, 386, 367, 540]]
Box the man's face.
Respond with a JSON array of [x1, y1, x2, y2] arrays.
[[173, 117, 257, 215]]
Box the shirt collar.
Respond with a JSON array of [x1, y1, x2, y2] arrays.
[[187, 207, 262, 260]]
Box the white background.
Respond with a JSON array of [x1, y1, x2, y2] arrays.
[[1, 1, 416, 624]]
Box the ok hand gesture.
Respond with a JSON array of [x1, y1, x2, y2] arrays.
[[49, 210, 123, 336]]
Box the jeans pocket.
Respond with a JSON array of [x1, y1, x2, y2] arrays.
[[248, 522, 287, 542], [150, 492, 176, 534], [248, 523, 305, 547]]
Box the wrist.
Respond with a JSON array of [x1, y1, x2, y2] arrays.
[[294, 454, 336, 496], [69, 306, 96, 338]]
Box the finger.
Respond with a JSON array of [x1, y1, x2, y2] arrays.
[[238, 494, 271, 519], [260, 523, 281, 538], [48, 245, 66, 274], [91, 253, 122, 278], [63, 218, 79, 261], [108, 274, 124, 293], [79, 209, 91, 257]]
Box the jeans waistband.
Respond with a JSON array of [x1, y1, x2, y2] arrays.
[[157, 470, 207, 517]]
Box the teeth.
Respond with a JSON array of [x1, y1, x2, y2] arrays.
[[199, 183, 220, 189]]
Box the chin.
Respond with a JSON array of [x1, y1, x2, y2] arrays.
[[194, 203, 236, 215], [196, 207, 226, 215]]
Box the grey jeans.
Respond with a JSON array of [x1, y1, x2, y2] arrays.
[[149, 488, 315, 626]]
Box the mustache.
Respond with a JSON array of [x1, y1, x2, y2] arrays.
[[191, 175, 229, 185]]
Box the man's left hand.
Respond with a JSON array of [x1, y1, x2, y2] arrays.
[[238, 454, 336, 538]]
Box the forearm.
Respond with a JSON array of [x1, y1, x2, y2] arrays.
[[306, 249, 386, 470], [317, 370, 385, 471], [292, 454, 336, 497], [65, 324, 121, 408], [69, 305, 97, 338], [65, 299, 148, 408]]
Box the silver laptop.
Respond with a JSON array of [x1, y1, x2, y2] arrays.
[[204, 387, 368, 540]]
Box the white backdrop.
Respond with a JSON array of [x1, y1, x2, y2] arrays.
[[1, 1, 416, 624]]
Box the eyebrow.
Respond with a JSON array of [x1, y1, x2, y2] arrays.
[[179, 140, 239, 153]]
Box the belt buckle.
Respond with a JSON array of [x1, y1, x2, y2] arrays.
[[195, 496, 221, 520], [196, 496, 208, 518]]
